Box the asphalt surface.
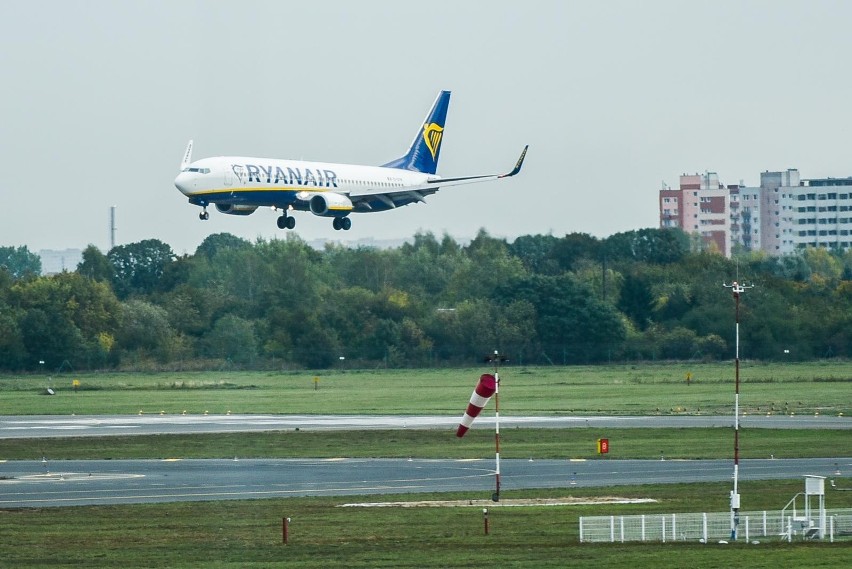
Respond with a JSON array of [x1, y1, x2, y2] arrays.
[[2, 457, 848, 508], [1, 413, 849, 439], [1, 414, 848, 508]]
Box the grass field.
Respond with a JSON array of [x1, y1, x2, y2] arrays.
[[2, 362, 850, 567], [2, 428, 850, 461], [1, 361, 850, 416], [1, 481, 850, 568]]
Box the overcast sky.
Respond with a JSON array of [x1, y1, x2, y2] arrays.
[[3, 1, 852, 255]]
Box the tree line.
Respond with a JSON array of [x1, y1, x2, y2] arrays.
[[2, 228, 851, 371]]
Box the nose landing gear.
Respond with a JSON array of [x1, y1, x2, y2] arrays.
[[199, 208, 209, 221]]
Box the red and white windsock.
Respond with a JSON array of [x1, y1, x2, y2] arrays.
[[456, 374, 497, 437]]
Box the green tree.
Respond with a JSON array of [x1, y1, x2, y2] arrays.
[[549, 233, 600, 272], [605, 228, 689, 264], [0, 245, 41, 279], [445, 229, 526, 301], [195, 232, 252, 260], [293, 316, 339, 369], [10, 272, 120, 369], [618, 271, 655, 329], [77, 245, 113, 282], [19, 308, 83, 369], [115, 299, 176, 362], [0, 308, 27, 369], [109, 239, 176, 298], [508, 234, 561, 274], [203, 314, 258, 364], [497, 274, 625, 363]]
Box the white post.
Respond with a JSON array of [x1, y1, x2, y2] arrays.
[[579, 517, 584, 543], [702, 513, 708, 543], [744, 516, 749, 541], [641, 515, 646, 542], [494, 369, 500, 501], [661, 516, 666, 543], [620, 516, 625, 543], [610, 516, 615, 543]]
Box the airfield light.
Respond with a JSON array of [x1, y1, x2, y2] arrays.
[[722, 279, 753, 540]]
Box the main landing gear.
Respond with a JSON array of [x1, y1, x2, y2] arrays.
[[199, 208, 209, 221], [277, 213, 296, 230], [332, 217, 352, 231]]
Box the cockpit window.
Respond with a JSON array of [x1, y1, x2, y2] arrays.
[[182, 167, 211, 174]]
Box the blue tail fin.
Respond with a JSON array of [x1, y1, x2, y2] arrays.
[[382, 90, 450, 174]]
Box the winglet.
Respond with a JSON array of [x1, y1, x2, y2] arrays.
[[180, 139, 194, 170], [498, 145, 528, 178]]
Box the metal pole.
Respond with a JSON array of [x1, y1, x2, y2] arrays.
[[733, 286, 740, 539], [723, 280, 752, 540], [493, 367, 501, 502], [486, 350, 507, 503]]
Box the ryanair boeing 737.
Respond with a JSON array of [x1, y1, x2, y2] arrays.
[[174, 91, 527, 231]]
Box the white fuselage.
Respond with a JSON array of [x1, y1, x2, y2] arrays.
[[175, 156, 436, 214]]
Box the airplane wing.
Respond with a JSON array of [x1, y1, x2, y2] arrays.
[[349, 145, 528, 210], [426, 144, 528, 185]]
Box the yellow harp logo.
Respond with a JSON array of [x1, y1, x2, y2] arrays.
[[422, 123, 444, 161]]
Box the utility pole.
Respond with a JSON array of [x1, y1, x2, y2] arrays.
[[722, 279, 753, 540]]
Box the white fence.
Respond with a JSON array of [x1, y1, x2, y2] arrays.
[[579, 508, 852, 543]]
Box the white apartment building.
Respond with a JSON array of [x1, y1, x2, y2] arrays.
[[791, 177, 852, 251]]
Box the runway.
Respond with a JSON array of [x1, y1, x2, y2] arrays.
[[2, 413, 849, 439], [1, 457, 848, 508], [1, 414, 848, 508]]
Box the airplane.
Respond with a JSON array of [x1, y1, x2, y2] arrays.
[[174, 91, 527, 231]]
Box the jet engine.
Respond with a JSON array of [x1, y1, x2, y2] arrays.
[[309, 193, 354, 217], [215, 204, 258, 216]]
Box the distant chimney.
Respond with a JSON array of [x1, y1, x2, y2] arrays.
[[109, 206, 116, 251]]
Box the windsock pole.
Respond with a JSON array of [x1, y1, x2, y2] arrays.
[[486, 350, 508, 502], [494, 368, 501, 501]]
